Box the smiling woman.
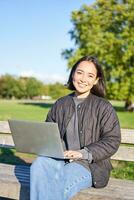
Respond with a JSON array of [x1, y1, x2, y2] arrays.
[[30, 55, 121, 200]]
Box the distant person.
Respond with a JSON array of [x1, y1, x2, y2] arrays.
[[30, 55, 121, 200]]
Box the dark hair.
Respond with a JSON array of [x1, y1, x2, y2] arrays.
[[67, 55, 106, 98]]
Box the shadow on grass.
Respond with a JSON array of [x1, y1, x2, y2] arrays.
[[0, 147, 29, 165], [113, 105, 125, 112], [19, 102, 53, 109], [20, 101, 126, 112]]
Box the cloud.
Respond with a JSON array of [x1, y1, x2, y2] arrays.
[[20, 70, 68, 84]]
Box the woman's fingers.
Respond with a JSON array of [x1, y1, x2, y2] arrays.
[[64, 150, 82, 159]]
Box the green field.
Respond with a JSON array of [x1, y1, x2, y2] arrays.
[[0, 100, 52, 122], [110, 100, 134, 129], [0, 99, 134, 128]]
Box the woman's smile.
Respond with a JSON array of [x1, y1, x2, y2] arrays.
[[72, 61, 99, 98]]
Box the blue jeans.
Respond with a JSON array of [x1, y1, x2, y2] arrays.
[[30, 156, 92, 200]]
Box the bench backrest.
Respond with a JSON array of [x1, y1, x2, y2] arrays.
[[0, 121, 134, 162]]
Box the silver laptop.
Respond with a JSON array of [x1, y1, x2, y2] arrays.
[[8, 119, 66, 159]]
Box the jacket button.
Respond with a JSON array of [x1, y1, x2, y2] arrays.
[[78, 105, 81, 109], [80, 130, 83, 134]]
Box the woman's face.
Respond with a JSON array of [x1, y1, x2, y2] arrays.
[[72, 61, 99, 98]]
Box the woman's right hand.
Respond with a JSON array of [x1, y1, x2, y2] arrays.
[[64, 150, 82, 159]]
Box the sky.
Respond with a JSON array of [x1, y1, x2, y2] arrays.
[[0, 0, 95, 84]]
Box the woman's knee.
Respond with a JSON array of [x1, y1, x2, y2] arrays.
[[31, 156, 49, 173], [64, 162, 92, 188]]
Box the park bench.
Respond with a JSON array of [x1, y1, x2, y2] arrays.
[[0, 121, 134, 200]]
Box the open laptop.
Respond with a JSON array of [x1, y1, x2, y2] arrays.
[[8, 119, 67, 159]]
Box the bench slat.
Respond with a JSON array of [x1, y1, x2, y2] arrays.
[[121, 129, 134, 144], [0, 163, 30, 200], [0, 121, 11, 133], [0, 121, 134, 144], [73, 178, 134, 200], [111, 146, 134, 161]]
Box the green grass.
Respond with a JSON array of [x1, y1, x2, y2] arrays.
[[0, 99, 134, 128], [110, 100, 134, 129], [0, 99, 52, 122], [0, 147, 36, 165], [111, 160, 134, 180]]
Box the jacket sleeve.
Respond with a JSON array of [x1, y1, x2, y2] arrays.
[[86, 104, 121, 163], [45, 101, 58, 122]]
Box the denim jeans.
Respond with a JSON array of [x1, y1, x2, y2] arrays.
[[30, 156, 92, 200]]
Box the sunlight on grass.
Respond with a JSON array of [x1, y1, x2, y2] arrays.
[[0, 100, 51, 121], [111, 160, 134, 180], [0, 99, 134, 128]]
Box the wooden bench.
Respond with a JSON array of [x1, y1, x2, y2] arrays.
[[0, 121, 134, 200]]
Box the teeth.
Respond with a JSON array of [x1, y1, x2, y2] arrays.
[[79, 83, 87, 87]]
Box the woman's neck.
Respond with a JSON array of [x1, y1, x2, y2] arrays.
[[74, 91, 90, 99]]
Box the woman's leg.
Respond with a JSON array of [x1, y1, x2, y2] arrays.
[[30, 156, 65, 200], [62, 162, 92, 200]]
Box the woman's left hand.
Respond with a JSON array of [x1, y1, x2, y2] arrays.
[[64, 150, 82, 159]]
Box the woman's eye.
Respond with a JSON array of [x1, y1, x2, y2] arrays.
[[77, 71, 82, 74], [88, 74, 94, 78]]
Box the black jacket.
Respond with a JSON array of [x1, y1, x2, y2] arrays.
[[46, 93, 121, 188]]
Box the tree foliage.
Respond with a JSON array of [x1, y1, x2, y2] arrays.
[[62, 0, 134, 101], [0, 74, 19, 99], [0, 74, 70, 100], [0, 75, 43, 99], [48, 82, 70, 99]]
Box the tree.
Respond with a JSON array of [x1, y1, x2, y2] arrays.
[[49, 82, 70, 99], [0, 75, 43, 99], [0, 74, 19, 99], [24, 77, 43, 99], [62, 0, 134, 106]]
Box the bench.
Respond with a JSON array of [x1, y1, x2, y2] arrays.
[[0, 121, 134, 200]]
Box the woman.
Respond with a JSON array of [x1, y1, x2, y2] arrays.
[[30, 55, 121, 200]]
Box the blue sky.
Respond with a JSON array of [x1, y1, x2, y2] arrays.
[[0, 0, 95, 84]]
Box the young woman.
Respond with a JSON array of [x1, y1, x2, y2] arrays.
[[30, 55, 121, 200]]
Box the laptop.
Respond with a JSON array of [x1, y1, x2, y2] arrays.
[[8, 119, 67, 159]]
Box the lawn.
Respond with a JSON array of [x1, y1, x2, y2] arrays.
[[0, 99, 134, 128], [110, 100, 134, 129], [0, 99, 52, 122]]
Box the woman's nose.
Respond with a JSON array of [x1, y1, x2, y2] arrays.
[[80, 74, 87, 82]]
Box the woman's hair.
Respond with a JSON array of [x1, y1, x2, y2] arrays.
[[67, 55, 106, 98]]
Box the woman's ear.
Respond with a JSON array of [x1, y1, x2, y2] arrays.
[[72, 72, 75, 81], [93, 77, 99, 85]]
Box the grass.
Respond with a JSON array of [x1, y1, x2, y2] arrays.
[[111, 160, 134, 180], [0, 99, 134, 128], [0, 99, 53, 122], [0, 147, 36, 165], [110, 100, 134, 129]]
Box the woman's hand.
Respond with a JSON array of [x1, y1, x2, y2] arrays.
[[64, 150, 82, 159]]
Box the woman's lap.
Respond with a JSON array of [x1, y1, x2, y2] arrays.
[[63, 162, 92, 199], [30, 156, 92, 200]]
